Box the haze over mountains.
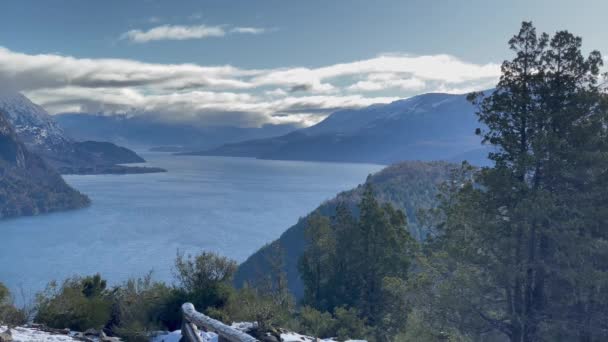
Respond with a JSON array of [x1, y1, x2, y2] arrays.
[[0, 92, 165, 174], [55, 113, 300, 152], [184, 92, 491, 165]]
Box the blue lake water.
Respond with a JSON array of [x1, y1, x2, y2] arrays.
[[0, 153, 382, 302]]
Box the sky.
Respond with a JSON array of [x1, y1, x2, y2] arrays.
[[0, 0, 606, 127]]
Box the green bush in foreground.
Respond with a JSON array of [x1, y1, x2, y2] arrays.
[[35, 274, 112, 331], [0, 282, 27, 326]]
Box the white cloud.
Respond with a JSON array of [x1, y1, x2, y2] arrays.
[[121, 24, 270, 43], [348, 74, 426, 92], [121, 24, 226, 43], [230, 27, 267, 35], [0, 46, 500, 127]]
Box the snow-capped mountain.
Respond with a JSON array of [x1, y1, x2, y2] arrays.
[[0, 92, 164, 174], [186, 91, 491, 165], [0, 92, 71, 150], [0, 110, 89, 219]]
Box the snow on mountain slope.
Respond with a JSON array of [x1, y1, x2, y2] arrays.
[[0, 92, 70, 149], [304, 92, 466, 136]]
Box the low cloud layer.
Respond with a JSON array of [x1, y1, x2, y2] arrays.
[[0, 46, 500, 127], [121, 24, 268, 43]]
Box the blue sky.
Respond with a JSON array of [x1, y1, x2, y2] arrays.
[[0, 0, 606, 127]]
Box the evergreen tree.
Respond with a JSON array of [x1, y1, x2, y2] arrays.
[[415, 22, 608, 341], [299, 184, 416, 339]]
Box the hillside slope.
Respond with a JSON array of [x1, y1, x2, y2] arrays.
[[187, 92, 490, 165], [0, 110, 89, 219], [235, 161, 455, 297]]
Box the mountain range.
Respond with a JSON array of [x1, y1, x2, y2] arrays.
[[55, 113, 299, 152], [0, 93, 165, 175], [0, 110, 89, 219], [185, 92, 491, 165]]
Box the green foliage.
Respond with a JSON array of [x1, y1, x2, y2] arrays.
[[219, 283, 294, 333], [174, 251, 237, 310], [411, 22, 608, 342], [0, 283, 27, 326], [333, 306, 369, 341], [35, 274, 112, 331], [298, 306, 335, 338], [296, 306, 369, 341], [298, 185, 417, 340], [110, 273, 176, 342], [235, 161, 454, 298]]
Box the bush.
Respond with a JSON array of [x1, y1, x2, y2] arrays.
[[298, 306, 335, 338], [219, 284, 294, 333], [296, 306, 369, 341], [174, 251, 237, 311], [0, 283, 27, 326], [110, 273, 177, 341], [35, 274, 112, 331], [333, 307, 369, 341]]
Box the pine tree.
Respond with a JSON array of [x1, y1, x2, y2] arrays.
[[299, 184, 416, 338], [418, 22, 608, 341]]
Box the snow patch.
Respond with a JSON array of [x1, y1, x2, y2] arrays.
[[0, 326, 79, 342], [150, 329, 218, 342]]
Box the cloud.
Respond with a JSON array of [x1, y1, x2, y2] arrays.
[[121, 24, 226, 43], [230, 27, 267, 35], [348, 74, 426, 92], [121, 24, 269, 43], [0, 46, 500, 127]]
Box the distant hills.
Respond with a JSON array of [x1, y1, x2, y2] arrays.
[[185, 92, 490, 166], [0, 110, 89, 219], [0, 93, 164, 174], [235, 161, 455, 297], [55, 113, 299, 152]]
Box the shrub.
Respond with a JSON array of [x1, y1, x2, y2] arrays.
[[298, 306, 335, 338], [296, 306, 368, 341], [220, 284, 294, 332], [110, 273, 176, 341], [333, 307, 368, 341], [174, 251, 237, 311], [0, 283, 27, 326], [35, 274, 112, 331]]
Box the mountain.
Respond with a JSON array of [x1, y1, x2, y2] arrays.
[[55, 113, 299, 152], [186, 92, 491, 165], [0, 110, 89, 219], [0, 93, 164, 174], [234, 161, 455, 297]]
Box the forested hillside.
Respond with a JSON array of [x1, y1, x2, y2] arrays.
[[235, 161, 454, 297]]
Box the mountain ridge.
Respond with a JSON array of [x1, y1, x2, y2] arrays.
[[0, 110, 90, 219], [183, 92, 490, 165], [55, 112, 300, 152], [0, 92, 165, 174]]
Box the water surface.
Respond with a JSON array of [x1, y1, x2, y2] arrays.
[[0, 153, 382, 300]]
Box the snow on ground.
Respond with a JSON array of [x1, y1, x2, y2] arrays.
[[150, 329, 218, 342], [281, 331, 366, 342], [0, 326, 79, 342], [150, 322, 257, 342]]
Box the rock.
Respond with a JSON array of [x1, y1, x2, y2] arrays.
[[0, 329, 12, 342], [262, 333, 280, 342], [84, 328, 99, 336]]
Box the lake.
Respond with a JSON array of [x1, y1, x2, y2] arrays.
[[0, 153, 382, 302]]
